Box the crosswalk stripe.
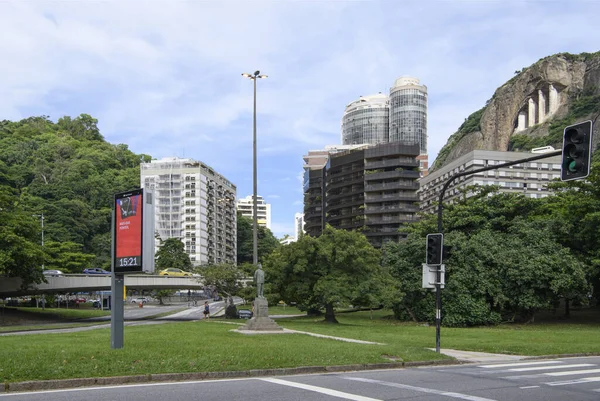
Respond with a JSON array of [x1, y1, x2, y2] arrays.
[[342, 376, 498, 401], [545, 368, 600, 377], [479, 361, 561, 369], [260, 378, 383, 401], [508, 363, 594, 372], [547, 376, 600, 386]]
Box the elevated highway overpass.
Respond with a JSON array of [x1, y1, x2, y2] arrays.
[[0, 275, 205, 298]]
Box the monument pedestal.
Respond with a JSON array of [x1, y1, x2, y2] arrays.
[[239, 298, 282, 331]]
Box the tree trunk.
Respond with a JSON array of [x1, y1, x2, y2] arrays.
[[406, 306, 417, 323], [307, 307, 322, 316], [565, 299, 571, 318], [324, 303, 338, 323]]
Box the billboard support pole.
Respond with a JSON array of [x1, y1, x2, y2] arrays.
[[110, 274, 124, 349], [110, 211, 125, 349]]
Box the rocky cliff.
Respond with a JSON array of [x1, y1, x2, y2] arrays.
[[432, 52, 600, 171]]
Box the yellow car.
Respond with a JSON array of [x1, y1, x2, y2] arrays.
[[158, 268, 193, 277]]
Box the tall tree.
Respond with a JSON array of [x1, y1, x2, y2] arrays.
[[155, 238, 192, 271], [199, 263, 245, 298], [0, 167, 45, 287], [265, 225, 386, 323], [236, 213, 280, 264]]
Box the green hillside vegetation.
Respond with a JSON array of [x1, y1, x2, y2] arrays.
[[0, 115, 150, 286], [432, 51, 600, 170], [432, 107, 485, 170]]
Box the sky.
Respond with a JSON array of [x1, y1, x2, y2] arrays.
[[1, 0, 599, 238]]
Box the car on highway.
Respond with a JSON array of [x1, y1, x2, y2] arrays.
[[43, 269, 64, 277], [237, 309, 253, 319], [130, 297, 152, 304], [83, 268, 111, 275], [158, 268, 194, 277]]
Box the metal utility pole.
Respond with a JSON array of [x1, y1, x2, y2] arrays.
[[241, 70, 268, 266]]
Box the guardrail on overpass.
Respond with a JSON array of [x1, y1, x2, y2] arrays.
[[0, 275, 205, 297]]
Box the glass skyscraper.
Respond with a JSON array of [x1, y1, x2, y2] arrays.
[[341, 76, 428, 156], [389, 76, 428, 155], [341, 93, 389, 145]]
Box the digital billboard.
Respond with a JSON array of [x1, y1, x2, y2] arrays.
[[113, 188, 143, 274]]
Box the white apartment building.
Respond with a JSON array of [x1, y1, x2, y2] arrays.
[[419, 149, 562, 214], [237, 195, 271, 230], [140, 157, 236, 266], [294, 212, 304, 239]]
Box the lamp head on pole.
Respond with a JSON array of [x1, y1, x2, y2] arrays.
[[242, 71, 267, 81]]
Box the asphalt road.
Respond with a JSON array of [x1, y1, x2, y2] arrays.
[[3, 356, 600, 400]]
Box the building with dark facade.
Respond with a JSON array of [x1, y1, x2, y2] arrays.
[[303, 142, 420, 247]]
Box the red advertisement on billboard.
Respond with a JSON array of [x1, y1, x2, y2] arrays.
[[114, 189, 143, 273]]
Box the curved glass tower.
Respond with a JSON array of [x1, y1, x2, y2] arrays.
[[341, 93, 389, 145], [389, 76, 428, 155]]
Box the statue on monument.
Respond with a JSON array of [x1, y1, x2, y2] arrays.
[[254, 263, 265, 299]]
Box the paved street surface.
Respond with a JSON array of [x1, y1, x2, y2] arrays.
[[3, 356, 600, 400]]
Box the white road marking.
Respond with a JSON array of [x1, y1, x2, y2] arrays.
[[479, 361, 561, 369], [519, 386, 540, 389], [260, 378, 383, 401], [545, 368, 600, 377], [547, 376, 600, 386], [342, 376, 497, 401], [508, 364, 594, 372], [0, 378, 254, 397]]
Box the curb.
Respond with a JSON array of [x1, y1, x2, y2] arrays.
[[5, 353, 599, 393], [2, 360, 453, 393]]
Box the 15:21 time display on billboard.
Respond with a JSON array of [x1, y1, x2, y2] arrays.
[[113, 189, 144, 274]]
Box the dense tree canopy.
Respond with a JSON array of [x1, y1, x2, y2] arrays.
[[383, 182, 592, 326], [236, 213, 280, 264], [264, 226, 393, 323], [0, 115, 149, 280], [155, 238, 193, 271]]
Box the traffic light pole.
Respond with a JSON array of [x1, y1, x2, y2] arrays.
[[434, 149, 561, 353]]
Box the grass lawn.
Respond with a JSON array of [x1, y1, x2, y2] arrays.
[[1, 308, 599, 384], [278, 309, 600, 356]]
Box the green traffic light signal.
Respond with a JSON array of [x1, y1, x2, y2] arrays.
[[561, 121, 593, 181]]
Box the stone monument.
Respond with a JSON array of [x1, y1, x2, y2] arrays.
[[239, 264, 282, 331]]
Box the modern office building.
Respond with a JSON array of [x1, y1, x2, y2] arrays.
[[341, 93, 389, 146], [303, 142, 421, 247], [236, 195, 271, 230], [341, 76, 429, 175], [140, 157, 237, 266], [388, 77, 428, 155], [303, 145, 368, 237], [418, 149, 562, 214]]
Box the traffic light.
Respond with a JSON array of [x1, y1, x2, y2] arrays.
[[426, 233, 443, 266], [561, 120, 594, 181]]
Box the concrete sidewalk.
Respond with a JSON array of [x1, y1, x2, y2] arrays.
[[435, 348, 529, 363]]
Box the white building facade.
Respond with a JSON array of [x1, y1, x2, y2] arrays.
[[294, 212, 304, 239], [236, 195, 271, 230], [140, 157, 237, 266], [418, 149, 562, 214]]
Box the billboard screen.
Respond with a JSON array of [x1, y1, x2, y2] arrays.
[[114, 188, 143, 273]]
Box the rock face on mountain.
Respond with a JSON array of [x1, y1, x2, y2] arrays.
[[432, 52, 600, 171]]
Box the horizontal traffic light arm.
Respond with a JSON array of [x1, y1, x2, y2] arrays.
[[436, 150, 561, 233]]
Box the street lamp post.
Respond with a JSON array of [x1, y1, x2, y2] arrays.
[[242, 70, 267, 266], [33, 213, 45, 271], [33, 213, 45, 309]]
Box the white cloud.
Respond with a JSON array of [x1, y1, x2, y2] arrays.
[[1, 0, 598, 237]]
